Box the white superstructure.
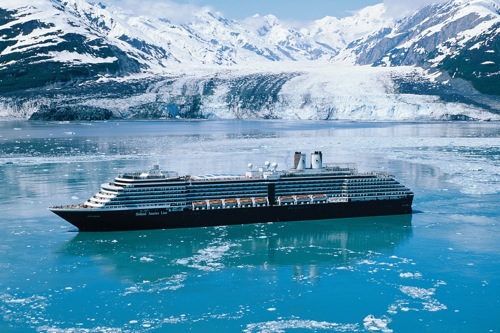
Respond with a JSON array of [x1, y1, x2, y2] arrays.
[[74, 151, 413, 213]]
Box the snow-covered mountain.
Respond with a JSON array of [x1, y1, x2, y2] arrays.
[[307, 4, 393, 51], [341, 1, 498, 64], [0, 0, 499, 121], [340, 0, 500, 97], [0, 0, 348, 75]]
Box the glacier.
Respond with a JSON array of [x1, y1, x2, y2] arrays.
[[0, 0, 499, 121], [2, 63, 497, 121]]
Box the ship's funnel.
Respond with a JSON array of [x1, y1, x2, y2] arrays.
[[311, 151, 323, 169], [294, 152, 306, 170]]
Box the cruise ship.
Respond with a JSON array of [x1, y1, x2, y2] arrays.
[[49, 151, 414, 231]]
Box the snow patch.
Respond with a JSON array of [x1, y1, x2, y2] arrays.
[[47, 51, 118, 64]]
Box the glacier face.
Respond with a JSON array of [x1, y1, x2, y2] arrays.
[[3, 64, 497, 121], [0, 0, 499, 121]]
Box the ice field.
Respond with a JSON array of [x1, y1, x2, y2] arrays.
[[0, 120, 498, 332]]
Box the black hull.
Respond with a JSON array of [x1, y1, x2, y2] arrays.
[[51, 198, 413, 232]]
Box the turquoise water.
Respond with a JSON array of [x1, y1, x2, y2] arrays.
[[0, 120, 498, 332]]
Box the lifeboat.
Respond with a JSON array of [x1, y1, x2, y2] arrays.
[[312, 194, 328, 203], [238, 198, 253, 207], [223, 198, 238, 208], [192, 201, 207, 210], [278, 196, 295, 205], [208, 199, 222, 209], [253, 197, 268, 206], [295, 195, 311, 204]]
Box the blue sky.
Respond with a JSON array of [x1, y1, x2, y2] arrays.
[[174, 0, 383, 20], [111, 0, 499, 22]]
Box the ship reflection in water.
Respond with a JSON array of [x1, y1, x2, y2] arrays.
[[62, 214, 412, 283]]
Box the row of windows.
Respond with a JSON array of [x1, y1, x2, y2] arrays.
[[188, 185, 268, 192], [109, 195, 187, 203], [278, 184, 401, 192], [111, 191, 187, 198], [341, 186, 407, 192], [188, 192, 268, 201], [344, 178, 394, 183], [276, 189, 342, 196], [187, 190, 268, 198], [87, 192, 412, 208], [112, 177, 402, 191], [92, 194, 186, 203], [85, 203, 185, 209], [93, 187, 409, 204], [122, 187, 186, 192], [275, 180, 399, 190], [345, 191, 409, 197], [87, 198, 187, 206]]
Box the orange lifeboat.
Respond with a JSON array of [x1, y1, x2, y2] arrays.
[[312, 194, 328, 203], [253, 197, 268, 206], [295, 195, 311, 204], [223, 198, 237, 208], [192, 201, 207, 210], [278, 196, 295, 205], [239, 198, 253, 207], [208, 199, 222, 209]]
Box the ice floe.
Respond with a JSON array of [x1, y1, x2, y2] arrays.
[[363, 314, 393, 332], [244, 319, 359, 332]]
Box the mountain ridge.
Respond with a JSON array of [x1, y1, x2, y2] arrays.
[[0, 0, 499, 120]]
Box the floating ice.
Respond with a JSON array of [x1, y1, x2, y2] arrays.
[[244, 319, 359, 333], [122, 273, 187, 295], [139, 257, 154, 262], [390, 284, 448, 313], [175, 243, 237, 272], [399, 272, 422, 279], [423, 301, 448, 312], [363, 314, 392, 332], [400, 286, 435, 299]]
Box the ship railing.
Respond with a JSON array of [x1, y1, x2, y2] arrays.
[[190, 174, 246, 181], [349, 194, 411, 201], [343, 191, 412, 197], [354, 172, 395, 178], [88, 201, 186, 209], [322, 163, 357, 172], [342, 185, 399, 191], [358, 172, 395, 178], [277, 194, 330, 206], [49, 204, 87, 209], [118, 171, 179, 179], [328, 197, 349, 203], [190, 197, 272, 210], [285, 170, 354, 177]]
